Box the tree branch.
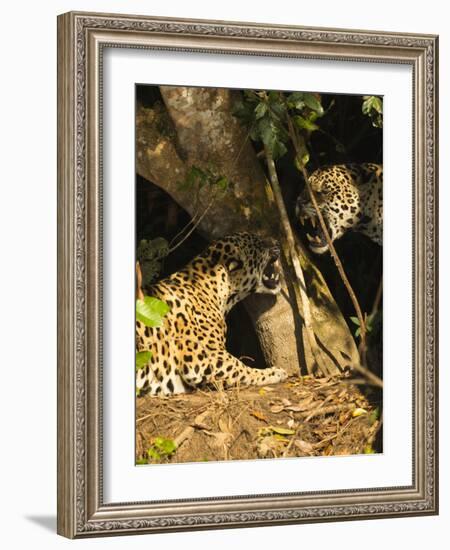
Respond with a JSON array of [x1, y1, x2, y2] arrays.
[[285, 113, 368, 366], [264, 145, 332, 377]]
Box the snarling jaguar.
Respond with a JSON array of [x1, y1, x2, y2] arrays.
[[296, 163, 383, 254], [136, 232, 287, 396]]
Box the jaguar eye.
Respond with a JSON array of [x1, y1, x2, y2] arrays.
[[227, 259, 243, 272]]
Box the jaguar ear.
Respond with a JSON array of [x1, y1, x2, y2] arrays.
[[208, 250, 221, 268]]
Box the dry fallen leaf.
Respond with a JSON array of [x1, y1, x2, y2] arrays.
[[218, 417, 233, 433], [294, 439, 314, 453], [204, 431, 234, 453], [290, 395, 315, 412], [270, 405, 285, 414], [352, 408, 368, 418], [269, 426, 296, 436], [251, 410, 268, 422], [192, 421, 211, 430], [273, 434, 290, 442]]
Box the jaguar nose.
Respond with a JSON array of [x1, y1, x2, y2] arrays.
[[269, 244, 281, 261], [262, 238, 280, 260]]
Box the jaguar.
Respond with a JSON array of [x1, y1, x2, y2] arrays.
[[136, 232, 288, 396], [295, 163, 383, 254]]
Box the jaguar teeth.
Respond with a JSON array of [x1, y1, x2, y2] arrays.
[[311, 217, 317, 228], [314, 235, 322, 244], [307, 233, 315, 242], [299, 216, 305, 225]]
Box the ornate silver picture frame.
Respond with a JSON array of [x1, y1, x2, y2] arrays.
[[57, 11, 438, 538]]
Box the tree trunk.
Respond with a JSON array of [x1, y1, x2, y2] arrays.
[[136, 87, 359, 376]]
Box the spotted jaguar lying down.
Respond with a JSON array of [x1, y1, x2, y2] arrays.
[[136, 232, 287, 396]]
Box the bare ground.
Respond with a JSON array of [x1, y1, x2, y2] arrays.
[[136, 374, 381, 465]]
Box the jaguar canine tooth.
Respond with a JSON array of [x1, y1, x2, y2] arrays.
[[314, 235, 322, 244], [300, 215, 305, 225], [307, 233, 315, 242], [311, 217, 316, 228]]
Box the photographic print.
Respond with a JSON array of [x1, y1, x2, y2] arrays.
[[58, 12, 438, 537], [135, 85, 383, 465]]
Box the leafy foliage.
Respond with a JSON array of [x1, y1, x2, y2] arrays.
[[362, 95, 383, 128], [136, 295, 170, 328], [135, 296, 169, 395], [350, 311, 381, 339], [232, 89, 325, 164], [146, 437, 178, 463], [136, 351, 152, 371], [178, 164, 230, 192], [136, 237, 169, 287]]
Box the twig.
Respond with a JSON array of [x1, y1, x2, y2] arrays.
[[351, 363, 383, 389], [264, 144, 331, 377], [168, 190, 221, 253], [313, 417, 357, 450], [285, 112, 368, 366], [173, 409, 211, 448], [168, 127, 251, 253], [302, 402, 355, 422], [303, 393, 335, 422]]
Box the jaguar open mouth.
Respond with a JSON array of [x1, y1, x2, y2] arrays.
[[298, 214, 330, 254], [261, 251, 282, 292]]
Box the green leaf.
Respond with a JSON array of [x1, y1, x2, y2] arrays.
[[272, 140, 288, 160], [136, 351, 152, 371], [190, 165, 208, 188], [136, 296, 170, 328], [215, 176, 229, 190], [268, 99, 287, 120], [147, 447, 161, 461], [136, 458, 148, 465], [268, 90, 279, 103], [349, 316, 360, 326], [254, 101, 268, 119], [294, 150, 310, 171], [368, 407, 380, 425], [352, 407, 368, 418], [362, 95, 382, 115], [154, 437, 177, 455], [269, 426, 296, 435], [286, 91, 305, 110], [232, 98, 254, 124], [294, 115, 319, 132], [362, 96, 383, 128], [303, 93, 324, 116], [136, 237, 170, 286], [258, 116, 288, 160]]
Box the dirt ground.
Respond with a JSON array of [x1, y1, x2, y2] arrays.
[[136, 374, 381, 464]]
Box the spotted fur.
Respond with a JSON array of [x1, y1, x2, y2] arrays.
[[136, 232, 287, 396], [296, 163, 383, 254]]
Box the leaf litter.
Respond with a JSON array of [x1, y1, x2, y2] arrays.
[[136, 375, 381, 464]]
